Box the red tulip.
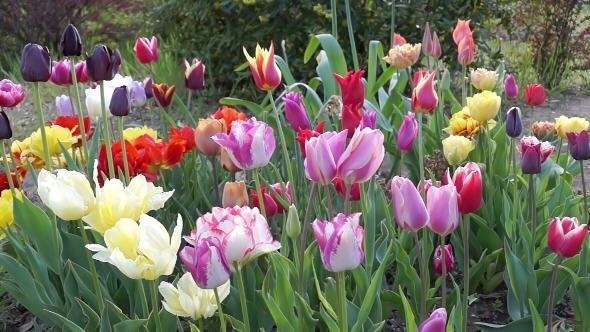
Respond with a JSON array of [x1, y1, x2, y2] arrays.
[[524, 84, 547, 106], [447, 162, 482, 214], [152, 83, 175, 108], [341, 103, 362, 138], [548, 217, 588, 258], [0, 172, 19, 191], [296, 121, 325, 158], [134, 36, 159, 64], [75, 61, 90, 83], [333, 177, 361, 201], [432, 244, 454, 275], [250, 182, 292, 218], [334, 69, 365, 106], [243, 42, 282, 91]]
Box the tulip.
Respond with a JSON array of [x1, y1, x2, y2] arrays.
[[220, 150, 240, 173], [532, 121, 556, 141], [304, 130, 348, 185], [518, 136, 554, 174], [212, 106, 249, 132], [457, 36, 476, 65], [222, 181, 248, 207], [243, 43, 282, 91], [548, 217, 588, 258], [427, 184, 460, 236], [282, 91, 310, 131], [49, 59, 73, 86], [109, 86, 130, 117], [555, 116, 589, 139], [296, 121, 325, 158], [466, 90, 501, 122], [341, 104, 362, 137], [87, 214, 182, 280], [431, 32, 442, 59], [470, 68, 498, 91], [129, 81, 147, 107], [504, 73, 519, 98], [361, 110, 376, 129], [412, 69, 430, 88], [152, 83, 175, 108], [422, 23, 433, 56], [391, 176, 429, 231], [0, 111, 12, 140], [55, 95, 75, 116], [418, 179, 441, 194], [567, 131, 590, 160], [448, 162, 482, 214], [0, 173, 19, 192], [412, 71, 438, 113], [312, 213, 364, 272], [333, 177, 361, 201], [75, 60, 90, 83], [442, 135, 475, 166], [86, 45, 121, 82], [0, 190, 21, 238], [21, 43, 52, 82], [432, 244, 454, 275], [159, 272, 230, 320], [250, 182, 292, 219], [506, 107, 522, 138], [144, 77, 153, 98], [30, 125, 76, 156], [195, 118, 226, 156], [524, 83, 546, 106], [0, 80, 26, 108], [337, 127, 385, 184], [212, 118, 275, 170], [186, 206, 281, 266], [444, 107, 494, 137], [59, 24, 82, 57], [37, 169, 95, 220], [134, 36, 159, 64], [383, 43, 422, 69], [50, 115, 91, 148], [183, 58, 205, 90], [179, 236, 231, 289], [334, 69, 365, 106], [419, 308, 447, 332], [286, 205, 301, 238], [397, 112, 418, 152], [453, 19, 472, 45], [393, 33, 407, 46], [85, 86, 111, 120]]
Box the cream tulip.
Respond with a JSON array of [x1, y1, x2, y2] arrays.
[[37, 169, 95, 220]]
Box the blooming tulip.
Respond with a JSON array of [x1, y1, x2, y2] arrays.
[[548, 217, 588, 258], [448, 162, 482, 214], [333, 177, 361, 201], [152, 83, 175, 108], [442, 135, 475, 166], [30, 125, 76, 156], [183, 58, 205, 90], [21, 44, 52, 82], [555, 116, 589, 139], [75, 60, 90, 83], [0, 111, 12, 140], [179, 236, 231, 289], [212, 118, 275, 170], [134, 36, 158, 64], [86, 45, 121, 82], [50, 59, 73, 86], [212, 106, 248, 132], [222, 181, 248, 207], [159, 272, 230, 320], [504, 73, 519, 98], [457, 36, 476, 65], [55, 95, 76, 116], [37, 169, 95, 220], [109, 86, 129, 117], [59, 24, 82, 57], [452, 19, 472, 45], [0, 173, 19, 192], [383, 43, 422, 69], [506, 107, 522, 138], [524, 84, 546, 106], [391, 176, 429, 231], [393, 33, 406, 46], [250, 182, 292, 219], [129, 81, 146, 107], [412, 71, 438, 113], [0, 80, 26, 108], [567, 131, 590, 160], [419, 308, 447, 332], [361, 110, 376, 129], [304, 130, 347, 185], [466, 90, 501, 122], [412, 69, 429, 89], [532, 121, 556, 141], [470, 68, 498, 91], [196, 118, 226, 156], [243, 43, 282, 91], [50, 116, 91, 148], [397, 112, 418, 152], [338, 127, 385, 184], [427, 184, 460, 236], [312, 213, 365, 272], [432, 244, 454, 275], [334, 70, 365, 106], [445, 107, 495, 137], [282, 91, 310, 131], [87, 214, 182, 279], [518, 136, 554, 174]]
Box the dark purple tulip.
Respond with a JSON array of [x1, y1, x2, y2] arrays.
[[21, 44, 52, 82], [567, 131, 590, 161], [183, 58, 205, 91], [86, 45, 121, 82], [59, 24, 82, 57], [520, 142, 542, 174], [144, 77, 153, 98], [0, 111, 12, 140], [506, 107, 522, 138], [362, 110, 377, 129], [109, 86, 130, 117]]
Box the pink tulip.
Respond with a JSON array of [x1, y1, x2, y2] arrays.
[[397, 112, 418, 152], [50, 59, 72, 86], [212, 118, 276, 170], [504, 73, 518, 99], [393, 33, 407, 46], [447, 162, 482, 214], [0, 79, 26, 108], [431, 32, 442, 59], [524, 83, 547, 106], [412, 71, 438, 113], [432, 244, 454, 276], [427, 184, 460, 236], [412, 69, 430, 88], [548, 217, 588, 258], [243, 43, 282, 91], [361, 110, 376, 129], [457, 36, 476, 65], [305, 130, 348, 185], [282, 91, 310, 131], [452, 19, 472, 45], [419, 308, 447, 332], [186, 206, 281, 266], [134, 36, 159, 64], [312, 213, 364, 272], [391, 176, 429, 231], [179, 236, 231, 289], [422, 23, 433, 56], [75, 60, 90, 83], [337, 127, 385, 184], [250, 182, 292, 219]]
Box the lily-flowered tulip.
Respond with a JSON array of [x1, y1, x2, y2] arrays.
[[422, 22, 433, 56], [518, 136, 554, 174], [186, 206, 280, 267], [0, 80, 26, 108], [391, 176, 429, 231], [419, 308, 447, 332], [432, 244, 454, 275], [243, 43, 282, 91], [341, 104, 362, 137], [282, 91, 310, 131], [470, 68, 498, 91], [304, 130, 348, 185], [0, 111, 12, 140], [567, 131, 590, 160], [361, 110, 376, 129], [448, 162, 482, 214], [334, 69, 365, 106], [134, 36, 159, 64], [212, 118, 275, 170], [55, 95, 75, 116], [504, 73, 519, 98], [183, 58, 205, 90], [312, 213, 365, 272], [506, 107, 522, 138], [452, 19, 473, 45], [548, 217, 588, 258], [109, 86, 130, 117], [555, 116, 589, 139], [50, 59, 72, 86], [457, 36, 476, 65], [222, 181, 248, 207], [524, 83, 547, 106], [250, 182, 292, 219], [129, 81, 147, 107], [86, 45, 121, 81], [196, 118, 226, 156], [87, 214, 182, 280], [159, 272, 230, 320], [21, 43, 52, 82], [37, 169, 95, 221], [338, 127, 385, 184], [412, 69, 430, 88], [75, 60, 90, 83], [179, 236, 231, 289], [59, 24, 82, 57], [152, 83, 175, 108], [442, 135, 475, 166], [427, 184, 460, 236], [397, 112, 418, 152], [466, 90, 501, 122], [393, 33, 407, 46], [412, 71, 438, 113], [383, 43, 422, 69]]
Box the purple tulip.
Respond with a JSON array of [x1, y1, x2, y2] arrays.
[[0, 111, 12, 140], [282, 91, 310, 131], [397, 112, 418, 152], [183, 58, 205, 91], [21, 43, 52, 82], [86, 44, 121, 82], [59, 24, 82, 57], [518, 136, 554, 174], [391, 176, 429, 231], [337, 127, 385, 184], [212, 118, 276, 170], [312, 213, 364, 272], [179, 236, 231, 289], [504, 73, 519, 99], [567, 131, 590, 161], [419, 308, 447, 332], [129, 81, 147, 107], [55, 95, 76, 116], [427, 183, 460, 236], [361, 110, 377, 129], [109, 86, 130, 117], [144, 77, 153, 98], [304, 130, 348, 185]]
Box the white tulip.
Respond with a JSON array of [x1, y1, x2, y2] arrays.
[[37, 169, 95, 220]]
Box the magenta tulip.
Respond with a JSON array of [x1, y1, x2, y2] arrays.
[[304, 130, 348, 185], [427, 184, 460, 236], [397, 112, 418, 152], [179, 236, 231, 289], [282, 91, 310, 131], [361, 110, 377, 129], [419, 308, 447, 332], [504, 73, 519, 99], [391, 176, 429, 231], [0, 79, 26, 108], [448, 162, 482, 214], [134, 36, 158, 64], [548, 217, 588, 258], [412, 71, 438, 113], [518, 136, 554, 174], [337, 127, 385, 184], [75, 60, 90, 83], [432, 244, 454, 275], [50, 59, 72, 86], [312, 213, 365, 272]]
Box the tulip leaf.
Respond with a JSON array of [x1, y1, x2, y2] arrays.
[[76, 298, 100, 331], [304, 34, 347, 75], [87, 120, 102, 177], [43, 309, 85, 332], [275, 56, 297, 86], [113, 319, 148, 332], [399, 286, 418, 332], [315, 51, 338, 100], [528, 299, 545, 332], [312, 261, 338, 319], [476, 317, 534, 331], [172, 94, 196, 126], [319, 306, 340, 332], [219, 97, 264, 117]]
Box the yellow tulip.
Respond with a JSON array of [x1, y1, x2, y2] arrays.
[[0, 190, 22, 239], [554, 116, 589, 138], [30, 125, 76, 156], [123, 126, 158, 143], [37, 169, 95, 221], [466, 91, 501, 122], [445, 107, 496, 137], [470, 68, 498, 91], [442, 135, 475, 166]]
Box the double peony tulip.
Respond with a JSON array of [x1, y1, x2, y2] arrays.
[[442, 135, 475, 166], [383, 43, 422, 69], [470, 68, 498, 91], [466, 90, 501, 122], [554, 116, 589, 139], [37, 169, 95, 221], [312, 213, 365, 272], [0, 79, 26, 108], [391, 176, 429, 231], [548, 217, 588, 258]]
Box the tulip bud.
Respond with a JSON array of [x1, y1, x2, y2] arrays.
[[55, 95, 76, 116], [220, 149, 240, 172], [427, 184, 460, 236], [504, 73, 519, 98], [59, 24, 82, 57], [567, 131, 590, 161], [391, 176, 429, 231], [21, 43, 52, 82], [282, 91, 310, 131], [422, 22, 432, 56], [129, 81, 147, 107], [144, 77, 154, 98], [432, 244, 454, 275], [286, 204, 301, 239], [506, 107, 522, 138], [449, 162, 482, 214], [430, 32, 441, 59], [183, 58, 205, 91], [361, 110, 376, 129], [397, 112, 418, 152], [222, 181, 248, 207], [86, 45, 121, 82], [152, 83, 175, 108], [134, 36, 159, 64], [334, 70, 365, 107], [109, 86, 130, 117], [312, 213, 365, 272], [548, 217, 588, 258], [412, 71, 438, 113], [196, 118, 226, 156], [75, 60, 90, 83], [419, 308, 447, 332], [442, 135, 475, 166], [50, 59, 73, 86], [0, 111, 13, 140], [333, 177, 361, 201]]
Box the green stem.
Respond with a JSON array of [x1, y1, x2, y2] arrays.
[[344, 0, 359, 70], [330, 0, 338, 40], [529, 174, 536, 265], [187, 90, 193, 114], [344, 183, 351, 214], [325, 185, 334, 218], [117, 117, 131, 183], [462, 214, 470, 331], [461, 65, 467, 106], [234, 263, 251, 332], [150, 280, 162, 331], [210, 156, 221, 204], [99, 82, 115, 178], [298, 183, 317, 296], [546, 256, 563, 331], [579, 160, 588, 276], [69, 57, 89, 160], [252, 168, 267, 217], [417, 112, 425, 197], [1, 142, 16, 195], [137, 280, 149, 318], [390, 0, 396, 45], [413, 231, 426, 321], [33, 82, 52, 170], [213, 287, 227, 332], [440, 235, 447, 309], [556, 138, 563, 165], [78, 219, 104, 310], [336, 272, 348, 332]]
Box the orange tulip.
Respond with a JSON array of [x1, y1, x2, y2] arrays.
[[222, 181, 248, 208], [452, 19, 472, 45], [195, 118, 226, 156]]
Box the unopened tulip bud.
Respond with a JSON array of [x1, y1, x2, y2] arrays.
[[144, 77, 153, 98], [506, 107, 522, 138], [59, 24, 82, 57], [196, 118, 226, 156], [286, 204, 301, 239], [55, 95, 76, 116], [134, 36, 159, 64], [183, 58, 205, 91], [86, 44, 121, 82], [432, 244, 454, 275], [548, 217, 588, 258], [431, 32, 441, 59], [220, 149, 240, 172], [397, 112, 418, 152], [419, 308, 447, 332], [567, 131, 590, 161], [152, 83, 175, 108], [412, 71, 438, 113], [504, 73, 518, 98], [50, 59, 73, 86], [222, 181, 248, 207], [0, 111, 13, 140], [282, 91, 310, 131], [129, 81, 146, 107], [21, 43, 52, 82], [361, 110, 376, 129], [422, 22, 432, 57], [109, 86, 130, 117]]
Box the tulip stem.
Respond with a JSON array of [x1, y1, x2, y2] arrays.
[[32, 82, 52, 170], [1, 142, 16, 195], [187, 90, 193, 114], [213, 287, 227, 332], [390, 0, 396, 45], [69, 57, 89, 161], [413, 231, 426, 321], [298, 183, 317, 296], [117, 117, 131, 183], [344, 183, 351, 214], [579, 160, 588, 276], [137, 280, 149, 318], [461, 65, 467, 106], [252, 168, 267, 217], [99, 82, 116, 178], [546, 256, 563, 331], [440, 235, 447, 309], [461, 213, 470, 332], [330, 0, 338, 40], [556, 138, 563, 165], [150, 279, 162, 331], [529, 174, 536, 265], [234, 263, 251, 332], [78, 219, 104, 311], [417, 112, 425, 198], [344, 0, 359, 70], [325, 185, 334, 218], [210, 156, 221, 203], [336, 272, 348, 332]]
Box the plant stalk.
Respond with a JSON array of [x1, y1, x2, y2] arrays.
[[413, 231, 426, 321], [252, 168, 267, 217], [117, 117, 131, 183], [69, 57, 89, 160], [579, 160, 588, 276], [234, 263, 251, 332], [529, 174, 536, 265], [440, 235, 447, 309], [462, 213, 471, 332], [330, 0, 338, 40], [99, 82, 115, 177], [150, 279, 162, 331], [336, 271, 348, 332], [33, 82, 52, 170], [1, 142, 16, 195], [210, 156, 220, 203], [213, 287, 227, 332], [461, 65, 467, 106], [77, 219, 105, 310], [344, 0, 359, 70], [298, 183, 317, 296], [546, 256, 563, 331], [417, 112, 425, 197]]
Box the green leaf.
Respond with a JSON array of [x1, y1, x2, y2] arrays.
[[528, 299, 544, 332], [319, 306, 340, 332], [476, 317, 533, 331], [219, 97, 264, 117], [113, 319, 148, 332], [398, 286, 418, 332], [173, 94, 197, 126], [303, 34, 347, 75], [43, 309, 85, 332]]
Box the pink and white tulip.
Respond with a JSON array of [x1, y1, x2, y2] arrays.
[[312, 213, 365, 272], [391, 176, 429, 231], [50, 59, 72, 86], [419, 308, 447, 332], [548, 217, 588, 258], [337, 127, 385, 184], [179, 236, 231, 289], [134, 36, 159, 64], [304, 130, 348, 185]]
